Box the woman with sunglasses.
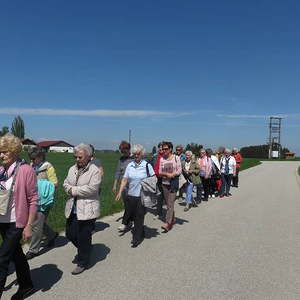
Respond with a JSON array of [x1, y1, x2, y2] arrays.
[[158, 141, 182, 232]]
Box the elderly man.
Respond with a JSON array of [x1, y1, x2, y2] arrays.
[[64, 143, 101, 275]]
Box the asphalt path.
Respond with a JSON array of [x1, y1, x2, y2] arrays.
[[5, 161, 300, 300]]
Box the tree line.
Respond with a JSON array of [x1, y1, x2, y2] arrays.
[[0, 115, 25, 138]]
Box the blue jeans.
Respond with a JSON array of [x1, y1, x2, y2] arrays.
[[184, 183, 193, 204]]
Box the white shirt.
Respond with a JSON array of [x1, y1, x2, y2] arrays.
[[124, 160, 155, 197], [220, 156, 236, 175], [0, 163, 16, 223]]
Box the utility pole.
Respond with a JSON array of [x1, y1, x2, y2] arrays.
[[129, 129, 132, 146], [268, 116, 282, 159]]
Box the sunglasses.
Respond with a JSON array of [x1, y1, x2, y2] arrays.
[[162, 148, 169, 151]]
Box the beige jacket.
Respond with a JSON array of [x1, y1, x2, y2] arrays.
[[63, 162, 101, 220]]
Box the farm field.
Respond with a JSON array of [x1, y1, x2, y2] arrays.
[[16, 153, 288, 232]]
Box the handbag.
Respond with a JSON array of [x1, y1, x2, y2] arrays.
[[0, 164, 20, 216]]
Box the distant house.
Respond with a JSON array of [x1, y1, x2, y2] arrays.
[[284, 152, 295, 159], [37, 140, 74, 153], [21, 138, 37, 151]]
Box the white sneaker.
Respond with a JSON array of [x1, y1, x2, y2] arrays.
[[118, 224, 127, 231], [212, 194, 215, 198]]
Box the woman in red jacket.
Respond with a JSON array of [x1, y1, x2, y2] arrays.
[[232, 148, 243, 188]]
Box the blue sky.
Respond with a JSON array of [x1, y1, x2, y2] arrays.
[[1, 0, 300, 153]]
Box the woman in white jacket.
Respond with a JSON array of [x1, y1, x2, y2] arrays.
[[63, 144, 101, 275]]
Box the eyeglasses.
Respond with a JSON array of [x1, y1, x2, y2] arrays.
[[73, 156, 83, 159], [176, 149, 181, 152], [162, 148, 169, 151]]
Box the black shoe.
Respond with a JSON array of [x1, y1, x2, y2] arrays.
[[25, 251, 38, 260], [11, 285, 34, 300], [131, 239, 143, 248], [46, 232, 59, 248], [72, 255, 78, 264]]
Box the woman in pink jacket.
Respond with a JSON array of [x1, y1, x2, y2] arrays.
[[0, 134, 38, 300], [197, 148, 212, 201]]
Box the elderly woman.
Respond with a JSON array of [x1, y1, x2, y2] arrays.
[[197, 149, 212, 201], [181, 151, 200, 211], [206, 148, 221, 198], [232, 147, 243, 188], [64, 143, 101, 275], [0, 134, 38, 300], [219, 148, 236, 197], [158, 141, 182, 232], [26, 147, 58, 260], [116, 144, 154, 248]]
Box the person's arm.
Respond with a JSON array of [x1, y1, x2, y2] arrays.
[[232, 157, 237, 177], [71, 169, 101, 198], [99, 166, 104, 178], [190, 161, 200, 175], [115, 177, 129, 201], [47, 164, 58, 187], [112, 160, 121, 193], [23, 167, 38, 241], [173, 156, 182, 176]]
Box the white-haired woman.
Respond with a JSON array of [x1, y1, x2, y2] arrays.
[[181, 151, 201, 211], [0, 134, 38, 299], [64, 143, 101, 275], [116, 144, 154, 248], [220, 148, 236, 197]]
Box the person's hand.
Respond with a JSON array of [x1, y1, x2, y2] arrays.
[[115, 192, 122, 201], [68, 187, 73, 196], [112, 185, 117, 194], [23, 225, 32, 242]]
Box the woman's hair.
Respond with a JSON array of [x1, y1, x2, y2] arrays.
[[28, 147, 46, 161], [161, 141, 173, 150], [119, 141, 131, 151], [199, 148, 206, 154], [225, 148, 231, 154], [185, 150, 193, 156], [74, 143, 93, 156], [131, 144, 145, 155], [0, 134, 22, 157], [206, 148, 213, 156]]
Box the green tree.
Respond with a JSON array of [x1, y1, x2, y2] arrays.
[[0, 126, 9, 136], [185, 143, 203, 155], [11, 116, 25, 139]]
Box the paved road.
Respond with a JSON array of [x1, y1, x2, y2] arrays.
[[5, 161, 300, 300]]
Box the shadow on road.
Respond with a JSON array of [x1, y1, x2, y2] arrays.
[[174, 217, 189, 225], [94, 221, 110, 233], [31, 264, 63, 292], [88, 243, 110, 269], [144, 225, 160, 239]]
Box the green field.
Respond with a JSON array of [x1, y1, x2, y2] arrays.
[[15, 154, 292, 232]]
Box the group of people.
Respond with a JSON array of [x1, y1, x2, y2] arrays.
[[0, 134, 242, 299], [0, 135, 103, 299], [113, 141, 243, 246]]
